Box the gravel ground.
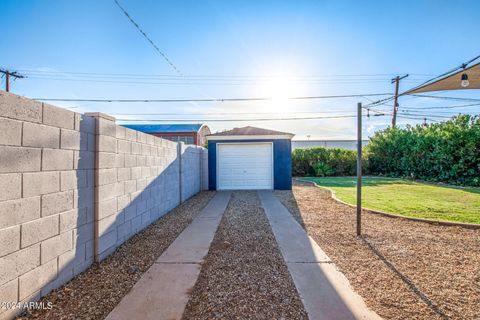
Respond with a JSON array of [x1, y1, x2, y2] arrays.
[[18, 191, 215, 320], [275, 181, 480, 320], [183, 191, 308, 319]]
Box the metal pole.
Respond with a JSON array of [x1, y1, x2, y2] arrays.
[[357, 102, 362, 236], [5, 71, 10, 92]]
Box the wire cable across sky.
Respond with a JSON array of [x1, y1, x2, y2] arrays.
[[113, 0, 182, 75], [116, 114, 363, 122], [32, 93, 393, 103]]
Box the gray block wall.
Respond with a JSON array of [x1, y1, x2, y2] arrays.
[[0, 91, 208, 319], [200, 149, 209, 191], [89, 113, 184, 261], [180, 144, 203, 202]]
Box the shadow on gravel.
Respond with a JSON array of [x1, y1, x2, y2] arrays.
[[360, 237, 449, 320]]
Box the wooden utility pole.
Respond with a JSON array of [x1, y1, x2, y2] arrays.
[[391, 74, 409, 128], [356, 102, 362, 236], [0, 69, 25, 92]]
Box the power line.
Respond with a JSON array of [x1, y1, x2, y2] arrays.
[[23, 74, 416, 82], [398, 111, 456, 119], [362, 96, 396, 108], [17, 69, 433, 79], [363, 93, 480, 116], [24, 76, 418, 86], [370, 102, 480, 112], [113, 0, 182, 75], [396, 115, 441, 123], [32, 93, 393, 103], [109, 110, 357, 116], [410, 94, 480, 102], [399, 102, 480, 110], [116, 114, 362, 122]]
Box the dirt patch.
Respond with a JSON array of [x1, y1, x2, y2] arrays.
[[183, 191, 307, 319], [18, 191, 215, 320], [275, 181, 480, 320]]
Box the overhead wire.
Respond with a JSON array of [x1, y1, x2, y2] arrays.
[[109, 110, 357, 116], [23, 76, 420, 86], [116, 114, 361, 122], [396, 115, 441, 123], [398, 102, 480, 110], [409, 94, 480, 102], [17, 69, 433, 79], [32, 93, 393, 103], [113, 0, 182, 75]]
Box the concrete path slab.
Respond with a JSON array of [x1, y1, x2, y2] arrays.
[[259, 190, 381, 320], [106, 191, 231, 320]]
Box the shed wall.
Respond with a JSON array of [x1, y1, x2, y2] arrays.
[[208, 139, 292, 190]]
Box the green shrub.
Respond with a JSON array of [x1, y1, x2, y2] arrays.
[[291, 115, 479, 186], [292, 147, 358, 176], [313, 162, 334, 176], [365, 114, 480, 186]]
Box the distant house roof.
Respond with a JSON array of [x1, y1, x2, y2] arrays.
[[122, 123, 204, 133], [207, 126, 294, 140]]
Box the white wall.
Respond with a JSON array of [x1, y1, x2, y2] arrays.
[[292, 140, 370, 151]]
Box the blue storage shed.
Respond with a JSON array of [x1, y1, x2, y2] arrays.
[[207, 126, 294, 190]]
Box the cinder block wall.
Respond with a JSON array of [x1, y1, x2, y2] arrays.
[[0, 91, 96, 320], [200, 149, 209, 191], [91, 113, 184, 261], [0, 92, 208, 319], [180, 144, 203, 201]]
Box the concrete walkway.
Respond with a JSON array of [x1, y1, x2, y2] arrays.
[[106, 191, 231, 320], [259, 191, 381, 320]]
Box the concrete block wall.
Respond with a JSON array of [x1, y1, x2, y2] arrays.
[[200, 149, 209, 190], [90, 113, 184, 261], [0, 91, 95, 320], [180, 144, 205, 201], [0, 92, 208, 319]]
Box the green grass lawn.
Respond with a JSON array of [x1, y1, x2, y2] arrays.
[[300, 176, 480, 224]]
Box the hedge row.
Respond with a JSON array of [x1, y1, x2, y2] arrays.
[[292, 147, 359, 177], [366, 114, 480, 186], [292, 115, 480, 186]]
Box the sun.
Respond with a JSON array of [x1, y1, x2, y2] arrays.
[[263, 77, 296, 114], [265, 77, 293, 113]]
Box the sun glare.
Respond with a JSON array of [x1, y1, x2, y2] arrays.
[[263, 77, 296, 114]]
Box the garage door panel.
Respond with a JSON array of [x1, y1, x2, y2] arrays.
[[218, 143, 273, 190]]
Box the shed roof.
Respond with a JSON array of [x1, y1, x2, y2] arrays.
[[208, 126, 294, 137], [122, 123, 204, 133]]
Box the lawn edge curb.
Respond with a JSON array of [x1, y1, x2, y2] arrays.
[[295, 178, 480, 230]]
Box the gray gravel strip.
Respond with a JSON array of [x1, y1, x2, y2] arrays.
[[275, 181, 480, 320], [182, 191, 308, 319], [17, 191, 215, 320]]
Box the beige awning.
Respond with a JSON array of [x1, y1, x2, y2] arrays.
[[403, 62, 480, 95]]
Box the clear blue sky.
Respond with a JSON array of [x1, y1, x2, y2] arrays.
[[1, 0, 479, 139]]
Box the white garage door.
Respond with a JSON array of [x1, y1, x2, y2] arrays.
[[217, 143, 273, 190]]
